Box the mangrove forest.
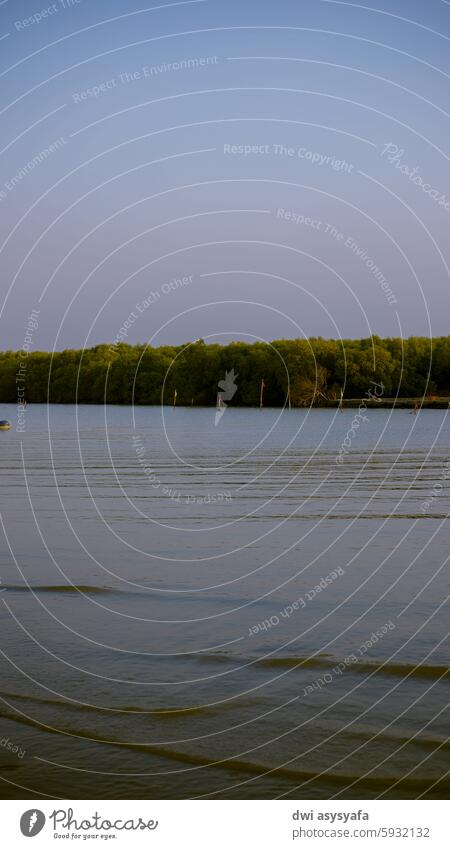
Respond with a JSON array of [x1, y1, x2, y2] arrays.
[[2, 336, 450, 407]]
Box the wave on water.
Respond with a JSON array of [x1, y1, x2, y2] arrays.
[[2, 585, 113, 595], [0, 705, 448, 796], [194, 653, 450, 681], [348, 728, 450, 752], [0, 688, 249, 718]]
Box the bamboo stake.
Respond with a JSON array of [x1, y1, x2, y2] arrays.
[[260, 378, 265, 409]]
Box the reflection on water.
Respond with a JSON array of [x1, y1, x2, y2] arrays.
[[0, 404, 449, 799]]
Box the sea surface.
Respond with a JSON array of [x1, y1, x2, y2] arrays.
[[0, 403, 449, 799]]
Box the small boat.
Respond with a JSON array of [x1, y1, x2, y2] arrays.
[[0, 420, 11, 430]]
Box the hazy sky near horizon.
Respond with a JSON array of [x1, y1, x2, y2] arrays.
[[0, 0, 449, 350]]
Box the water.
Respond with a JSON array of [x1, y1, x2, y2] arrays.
[[0, 403, 449, 799]]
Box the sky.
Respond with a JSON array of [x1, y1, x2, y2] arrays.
[[0, 0, 449, 351]]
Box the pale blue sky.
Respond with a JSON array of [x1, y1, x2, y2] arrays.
[[0, 0, 449, 349]]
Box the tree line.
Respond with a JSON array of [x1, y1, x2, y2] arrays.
[[1, 336, 449, 407]]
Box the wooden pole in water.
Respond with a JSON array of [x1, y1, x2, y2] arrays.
[[173, 388, 177, 406], [339, 387, 344, 412], [287, 386, 291, 410], [260, 378, 265, 409]]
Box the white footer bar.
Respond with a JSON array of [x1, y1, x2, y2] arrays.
[[1, 799, 445, 848]]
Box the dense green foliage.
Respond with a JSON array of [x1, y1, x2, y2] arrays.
[[2, 336, 450, 406]]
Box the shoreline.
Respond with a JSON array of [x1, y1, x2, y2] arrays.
[[6, 398, 450, 410], [325, 398, 450, 410]]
